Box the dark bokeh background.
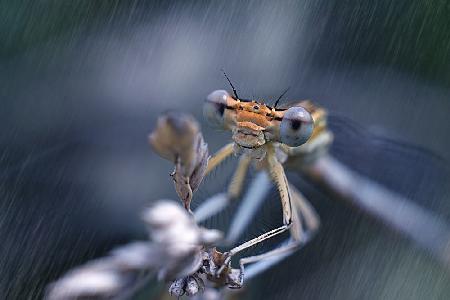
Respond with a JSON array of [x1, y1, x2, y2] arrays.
[[1, 1, 450, 299]]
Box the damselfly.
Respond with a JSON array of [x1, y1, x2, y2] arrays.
[[21, 76, 449, 299], [147, 74, 450, 296]]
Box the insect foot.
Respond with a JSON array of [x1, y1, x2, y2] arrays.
[[194, 248, 243, 291], [226, 268, 243, 289], [169, 273, 205, 297], [142, 201, 222, 281], [46, 201, 222, 300]]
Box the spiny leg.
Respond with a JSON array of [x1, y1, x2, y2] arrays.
[[242, 184, 320, 281], [225, 167, 317, 246], [217, 147, 294, 274], [266, 145, 293, 226], [217, 223, 292, 277], [194, 144, 251, 222], [224, 181, 297, 260], [227, 225, 291, 258], [228, 131, 327, 279]]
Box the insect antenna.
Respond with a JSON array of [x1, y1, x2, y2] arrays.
[[221, 69, 239, 99], [274, 87, 290, 108]]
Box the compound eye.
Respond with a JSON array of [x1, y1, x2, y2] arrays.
[[280, 107, 314, 146], [203, 90, 229, 127]]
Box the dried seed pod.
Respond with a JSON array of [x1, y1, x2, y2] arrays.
[[227, 268, 243, 289], [169, 278, 186, 297], [149, 112, 209, 211], [46, 260, 125, 299], [46, 201, 223, 300], [185, 275, 200, 296]]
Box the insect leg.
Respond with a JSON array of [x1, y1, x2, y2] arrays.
[[224, 180, 307, 260], [231, 238, 302, 288], [232, 184, 319, 286], [227, 225, 290, 257], [205, 143, 234, 175], [226, 155, 317, 245], [266, 147, 293, 226], [217, 224, 291, 276], [216, 151, 294, 274], [194, 152, 251, 223]]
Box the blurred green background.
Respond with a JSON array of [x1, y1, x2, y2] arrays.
[[1, 1, 449, 84]]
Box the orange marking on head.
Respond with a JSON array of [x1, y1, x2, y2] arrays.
[[237, 121, 265, 132], [236, 110, 271, 129]]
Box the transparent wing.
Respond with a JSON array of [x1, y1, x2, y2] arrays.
[[327, 114, 450, 215], [250, 115, 450, 300]]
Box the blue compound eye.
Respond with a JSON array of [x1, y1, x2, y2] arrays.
[[203, 90, 229, 127], [280, 107, 314, 147]]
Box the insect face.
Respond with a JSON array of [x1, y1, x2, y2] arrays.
[[203, 90, 314, 149]]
